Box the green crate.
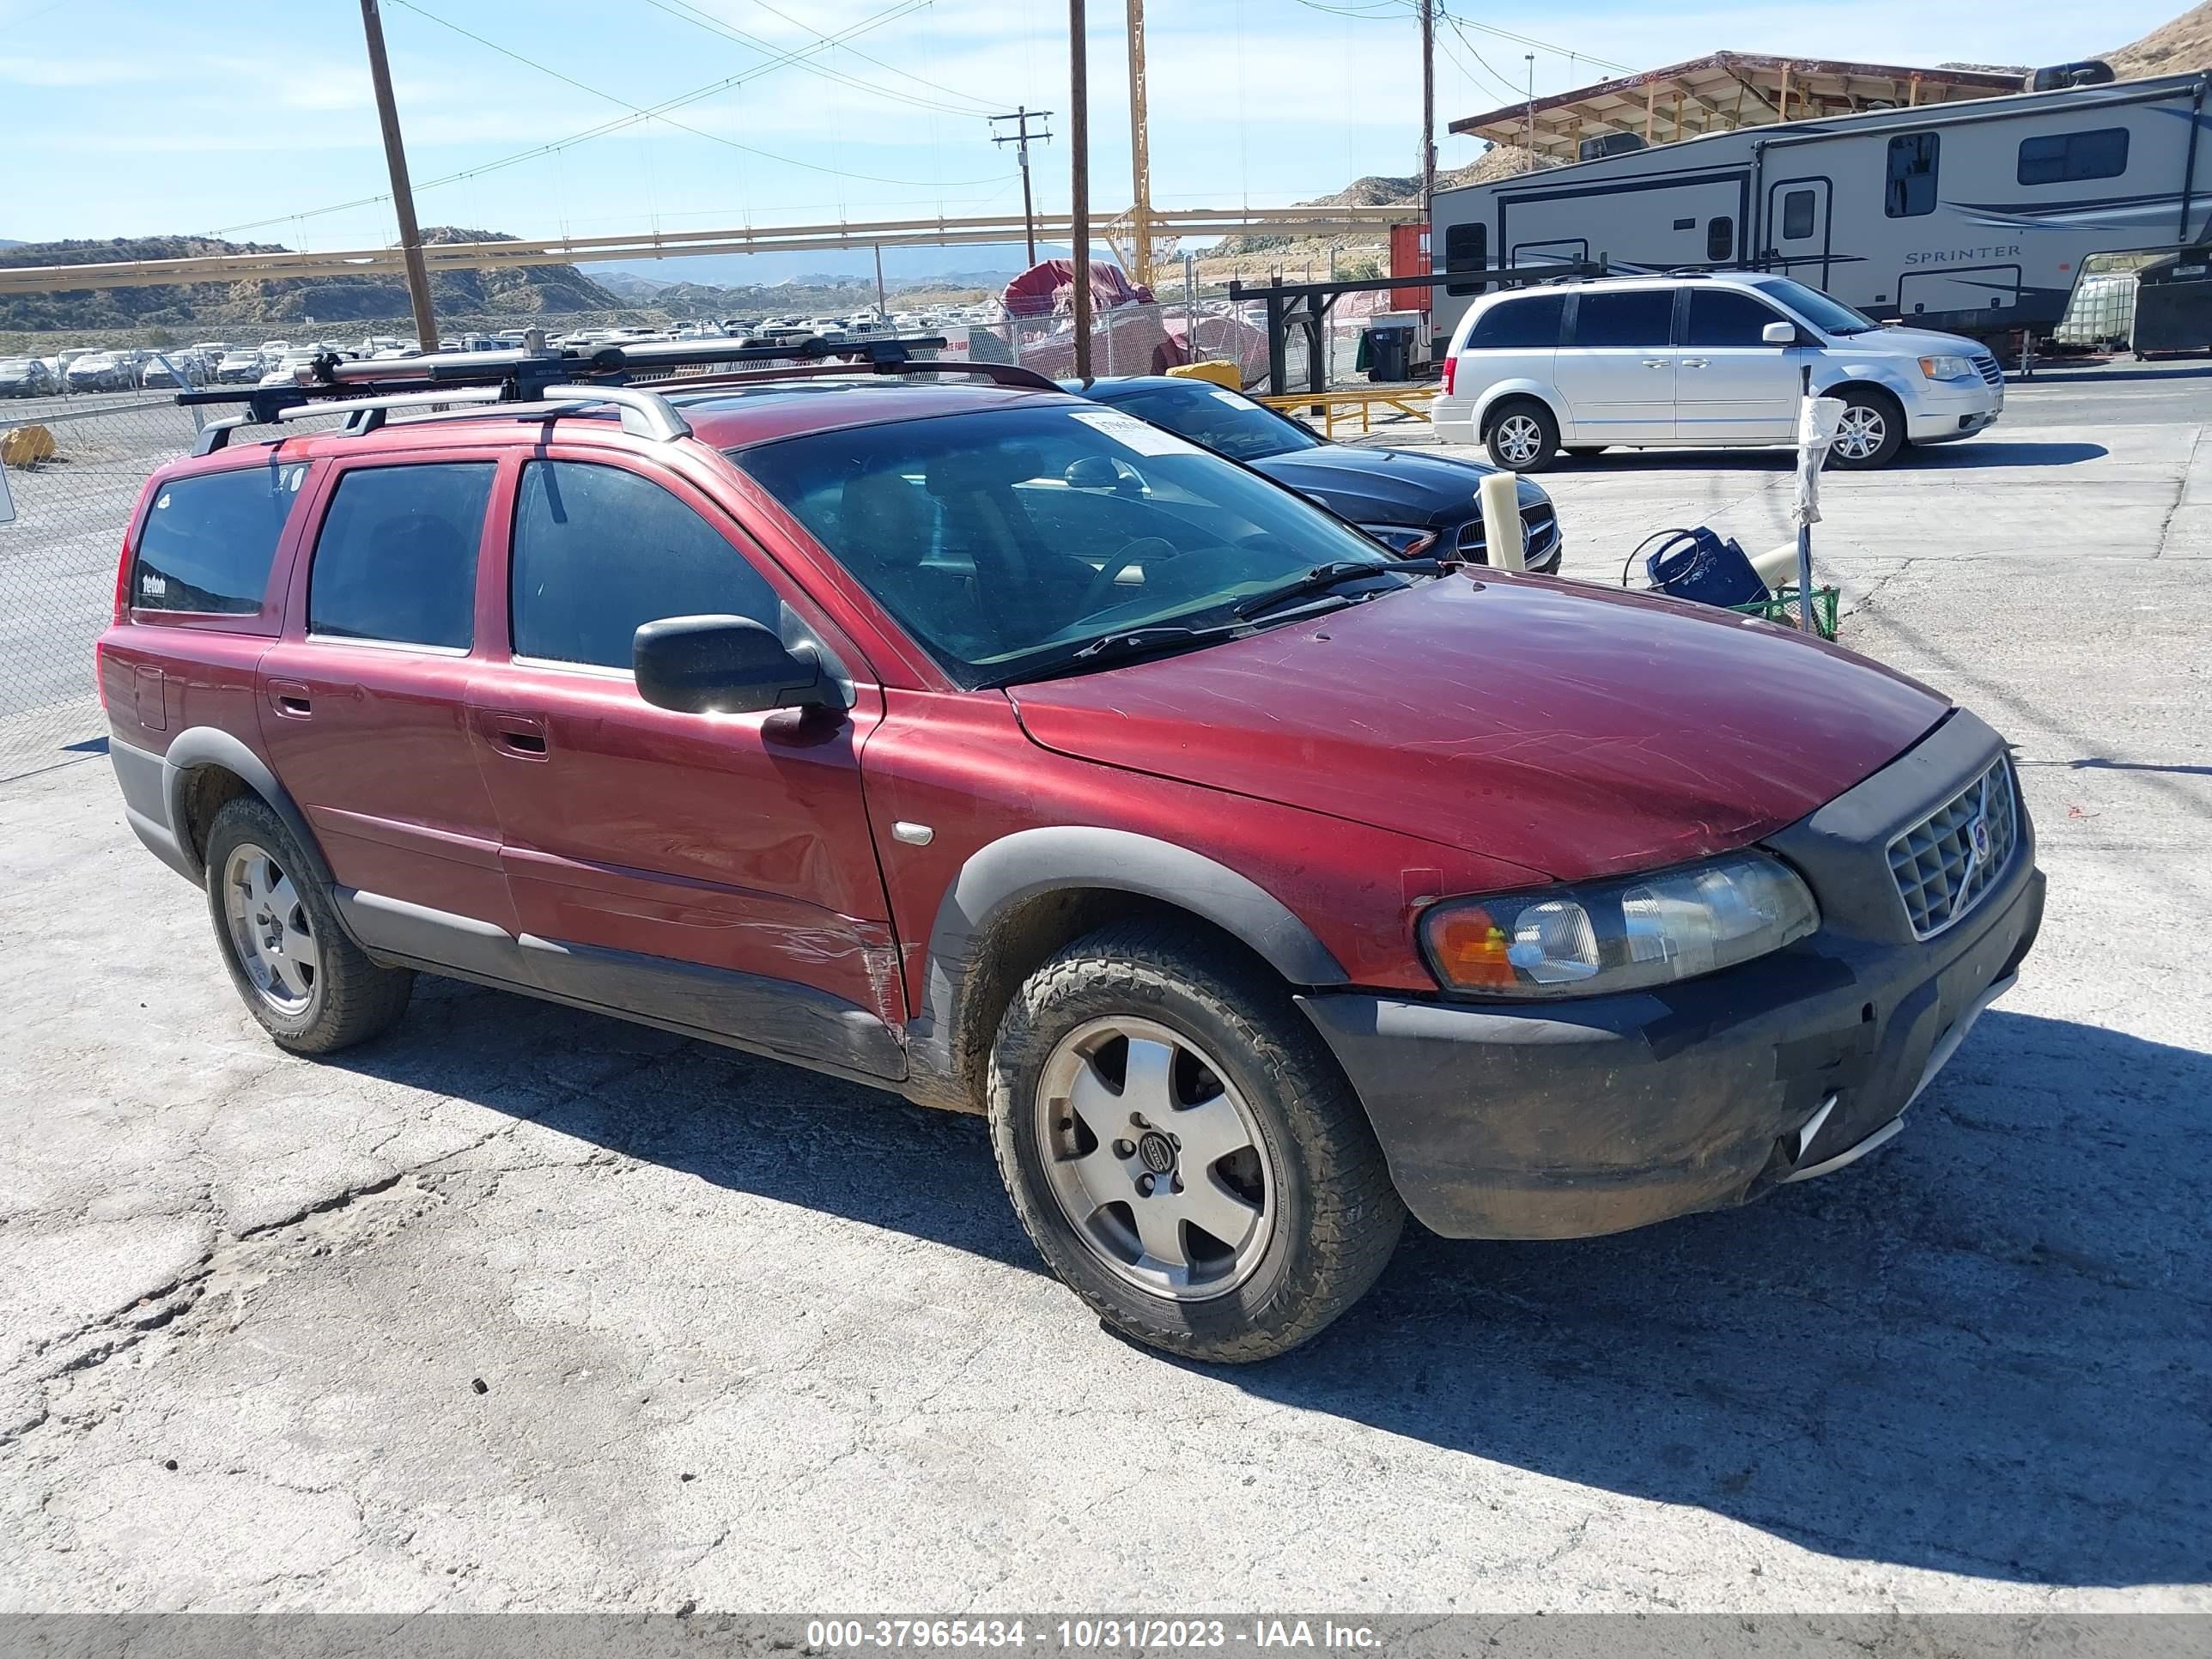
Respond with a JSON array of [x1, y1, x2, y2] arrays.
[[1731, 585, 1839, 641]]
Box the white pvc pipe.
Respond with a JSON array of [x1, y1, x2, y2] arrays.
[[1479, 470, 1524, 572]]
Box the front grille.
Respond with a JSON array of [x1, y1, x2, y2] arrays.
[[1458, 503, 1558, 564], [1974, 355, 2004, 389], [1887, 759, 2019, 938]]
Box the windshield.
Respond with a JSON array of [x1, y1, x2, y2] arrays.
[[731, 402, 1402, 688], [1086, 380, 1322, 462], [1750, 276, 1881, 336]]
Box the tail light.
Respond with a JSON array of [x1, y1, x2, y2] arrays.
[[112, 526, 135, 623], [1441, 354, 1457, 397]]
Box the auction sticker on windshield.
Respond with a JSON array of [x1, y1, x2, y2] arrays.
[[1068, 407, 1204, 458]]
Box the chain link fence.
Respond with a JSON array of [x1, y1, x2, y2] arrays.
[[0, 392, 201, 781]]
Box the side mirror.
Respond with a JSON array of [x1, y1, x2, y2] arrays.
[[1065, 455, 1122, 489], [1761, 321, 1800, 346], [633, 615, 828, 716]]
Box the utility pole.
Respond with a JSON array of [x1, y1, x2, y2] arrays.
[[989, 106, 1054, 268], [872, 245, 888, 319], [1524, 54, 1536, 162], [1126, 0, 1152, 288], [1418, 0, 1436, 226], [1070, 0, 1092, 381], [357, 0, 438, 354]]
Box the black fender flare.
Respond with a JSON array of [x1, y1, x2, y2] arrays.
[[901, 826, 1347, 1111], [161, 726, 336, 891]]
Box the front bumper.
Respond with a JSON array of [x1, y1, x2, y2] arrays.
[[1906, 378, 2003, 444], [1297, 709, 2043, 1240]]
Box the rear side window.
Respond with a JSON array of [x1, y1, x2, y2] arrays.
[[2018, 128, 2128, 185], [131, 463, 307, 616], [1464, 292, 1565, 349], [1886, 132, 1940, 218], [1443, 221, 1488, 296], [510, 460, 779, 671], [1686, 289, 1790, 347], [308, 462, 492, 648], [1570, 289, 1674, 348]]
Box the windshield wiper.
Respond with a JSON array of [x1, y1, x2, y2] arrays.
[[981, 623, 1243, 689], [1231, 556, 1442, 621]]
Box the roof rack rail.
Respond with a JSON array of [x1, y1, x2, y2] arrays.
[[176, 333, 1036, 452]]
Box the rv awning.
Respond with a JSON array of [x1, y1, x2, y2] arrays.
[[1449, 53, 2023, 164]]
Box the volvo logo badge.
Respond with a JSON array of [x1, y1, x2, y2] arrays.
[[1967, 812, 1991, 867], [1136, 1130, 1176, 1175]]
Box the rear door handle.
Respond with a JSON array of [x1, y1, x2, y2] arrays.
[[1681, 357, 1710, 368], [477, 710, 550, 760], [1643, 358, 1669, 368], [267, 678, 313, 720]]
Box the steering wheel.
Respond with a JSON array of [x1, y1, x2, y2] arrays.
[[1077, 536, 1186, 611]]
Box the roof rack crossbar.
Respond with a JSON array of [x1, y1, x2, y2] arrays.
[[537, 384, 690, 441], [648, 359, 1064, 398]]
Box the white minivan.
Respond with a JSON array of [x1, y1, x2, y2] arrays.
[[1431, 272, 2003, 472]]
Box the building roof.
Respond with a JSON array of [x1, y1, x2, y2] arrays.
[[1449, 52, 2024, 164]]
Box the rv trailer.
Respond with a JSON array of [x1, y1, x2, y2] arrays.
[[1429, 72, 2212, 346]]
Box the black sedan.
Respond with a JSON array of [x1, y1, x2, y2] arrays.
[[1066, 375, 1561, 573]]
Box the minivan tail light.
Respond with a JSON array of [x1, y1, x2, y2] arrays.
[[1442, 354, 1457, 397], [112, 527, 135, 623]]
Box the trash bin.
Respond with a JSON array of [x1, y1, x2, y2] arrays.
[[1366, 323, 1413, 383]]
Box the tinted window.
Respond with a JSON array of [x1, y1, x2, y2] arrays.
[[1886, 132, 1939, 218], [131, 462, 307, 616], [1685, 289, 1789, 347], [1571, 289, 1674, 348], [1706, 216, 1735, 262], [1090, 381, 1320, 461], [1443, 221, 1487, 295], [1465, 292, 1565, 349], [511, 461, 779, 670], [2018, 128, 2129, 185], [308, 463, 490, 648], [1782, 188, 1817, 240]]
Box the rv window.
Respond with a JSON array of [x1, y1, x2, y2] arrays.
[[1706, 216, 1735, 262], [1443, 222, 1489, 296], [2017, 128, 2129, 186], [1782, 189, 1817, 240], [1885, 133, 1939, 218], [1685, 289, 1790, 347], [1570, 289, 1674, 349], [1464, 292, 1565, 349]]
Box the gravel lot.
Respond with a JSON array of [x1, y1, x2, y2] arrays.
[[0, 380, 2207, 1614]]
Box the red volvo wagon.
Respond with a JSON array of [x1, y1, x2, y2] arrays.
[[97, 349, 2042, 1361]]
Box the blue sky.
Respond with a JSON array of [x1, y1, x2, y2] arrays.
[[1, 0, 2181, 254]]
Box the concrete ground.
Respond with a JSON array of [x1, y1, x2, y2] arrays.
[[1, 388, 2207, 1614]]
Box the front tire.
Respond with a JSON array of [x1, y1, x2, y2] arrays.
[[988, 921, 1404, 1363], [1483, 398, 1559, 472], [1829, 386, 1906, 469], [203, 796, 413, 1054]]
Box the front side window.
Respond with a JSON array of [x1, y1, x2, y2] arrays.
[[1085, 382, 1320, 462], [1465, 292, 1565, 349], [511, 461, 781, 670], [731, 404, 1408, 689], [1571, 289, 1675, 348], [1685, 289, 1789, 347], [2018, 127, 2129, 185], [1886, 132, 1940, 218], [308, 462, 492, 648], [132, 461, 307, 617]]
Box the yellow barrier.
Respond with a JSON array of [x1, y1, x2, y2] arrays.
[[1164, 359, 1244, 389], [1255, 385, 1436, 438], [1, 424, 57, 467]]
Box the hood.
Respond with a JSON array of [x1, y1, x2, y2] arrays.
[[1011, 574, 1949, 881], [1254, 445, 1544, 529], [1856, 325, 1989, 358]]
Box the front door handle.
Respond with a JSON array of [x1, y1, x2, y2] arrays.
[[1643, 358, 1669, 368], [477, 710, 551, 760], [267, 678, 313, 720], [1680, 357, 1710, 368]]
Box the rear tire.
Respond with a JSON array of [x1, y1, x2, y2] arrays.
[[1483, 398, 1559, 472], [1828, 386, 1906, 469], [987, 921, 1404, 1364], [203, 796, 413, 1055]]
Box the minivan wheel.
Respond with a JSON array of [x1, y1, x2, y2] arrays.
[[1483, 399, 1559, 472], [203, 797, 412, 1054], [1829, 388, 1905, 469], [987, 921, 1404, 1363]]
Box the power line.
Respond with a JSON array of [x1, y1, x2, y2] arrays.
[[211, 0, 942, 234], [728, 0, 1002, 113], [634, 0, 993, 118], [386, 0, 1010, 189]]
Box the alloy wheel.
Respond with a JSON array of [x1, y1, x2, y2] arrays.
[[1033, 1016, 1276, 1301], [1494, 414, 1544, 466], [221, 842, 319, 1015], [1835, 405, 1887, 461]]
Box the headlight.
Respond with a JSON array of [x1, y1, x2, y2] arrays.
[[1918, 355, 1975, 382], [1357, 523, 1440, 556], [1419, 853, 1819, 999]]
